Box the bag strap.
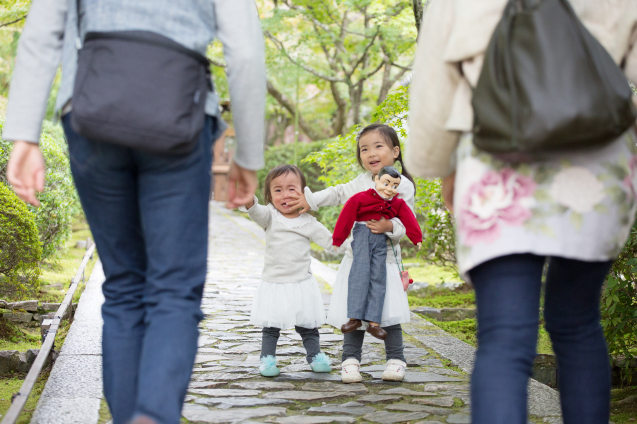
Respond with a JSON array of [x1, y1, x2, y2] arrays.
[[389, 239, 405, 274]]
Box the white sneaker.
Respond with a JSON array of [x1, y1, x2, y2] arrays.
[[382, 359, 406, 381], [341, 358, 363, 383]]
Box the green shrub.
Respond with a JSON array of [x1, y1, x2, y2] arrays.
[[602, 222, 637, 379], [0, 182, 41, 297], [0, 120, 80, 260]]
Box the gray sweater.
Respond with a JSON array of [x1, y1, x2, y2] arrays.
[[3, 0, 266, 171]]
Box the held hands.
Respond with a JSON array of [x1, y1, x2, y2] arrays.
[[366, 217, 393, 234], [7, 141, 46, 206], [286, 191, 311, 214], [226, 161, 258, 209]]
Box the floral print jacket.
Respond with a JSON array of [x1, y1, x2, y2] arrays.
[[454, 131, 637, 274]]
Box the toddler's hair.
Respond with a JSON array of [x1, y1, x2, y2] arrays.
[[264, 164, 307, 205], [356, 124, 415, 188]]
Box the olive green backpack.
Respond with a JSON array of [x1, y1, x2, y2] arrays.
[[472, 0, 637, 160]]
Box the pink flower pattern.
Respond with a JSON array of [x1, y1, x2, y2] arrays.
[[458, 169, 536, 246], [623, 155, 637, 200]]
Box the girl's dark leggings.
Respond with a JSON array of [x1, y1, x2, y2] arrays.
[[261, 326, 320, 363], [341, 324, 406, 362]]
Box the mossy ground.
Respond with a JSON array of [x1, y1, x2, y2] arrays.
[[0, 216, 96, 421], [0, 369, 50, 424], [610, 386, 637, 423]]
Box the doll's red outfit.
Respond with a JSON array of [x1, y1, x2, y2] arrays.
[[333, 189, 422, 324]]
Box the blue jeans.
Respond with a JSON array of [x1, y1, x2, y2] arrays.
[[63, 115, 217, 424], [348, 223, 387, 323], [469, 254, 612, 424]]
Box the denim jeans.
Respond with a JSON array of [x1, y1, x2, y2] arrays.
[[348, 223, 387, 323], [342, 324, 406, 363], [469, 254, 612, 424], [261, 326, 321, 363], [63, 114, 217, 424]]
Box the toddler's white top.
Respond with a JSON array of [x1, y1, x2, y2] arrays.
[[241, 196, 338, 284]]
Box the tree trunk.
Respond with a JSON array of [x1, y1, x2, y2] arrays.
[[412, 0, 424, 33], [330, 81, 348, 137], [377, 60, 393, 105], [266, 79, 325, 141]]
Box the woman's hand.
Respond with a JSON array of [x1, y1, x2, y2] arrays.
[[442, 171, 456, 214], [367, 218, 393, 234], [226, 161, 257, 209], [7, 141, 45, 206], [287, 192, 311, 214]]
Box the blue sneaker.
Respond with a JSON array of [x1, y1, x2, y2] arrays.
[[310, 352, 332, 373], [259, 355, 280, 377]]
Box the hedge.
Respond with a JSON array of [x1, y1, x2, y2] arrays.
[[0, 182, 41, 297], [0, 120, 81, 260]]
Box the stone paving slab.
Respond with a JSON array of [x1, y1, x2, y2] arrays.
[[32, 263, 105, 424]]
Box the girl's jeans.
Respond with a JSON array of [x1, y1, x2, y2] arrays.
[[469, 254, 612, 424], [261, 326, 320, 363], [342, 324, 406, 363]]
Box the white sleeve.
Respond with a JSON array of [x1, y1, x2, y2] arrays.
[[387, 178, 415, 242], [213, 0, 266, 170], [2, 0, 68, 143], [304, 174, 367, 210], [239, 195, 272, 229], [311, 221, 348, 254]]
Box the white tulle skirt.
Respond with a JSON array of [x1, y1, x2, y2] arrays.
[[327, 255, 411, 329], [250, 275, 326, 329]]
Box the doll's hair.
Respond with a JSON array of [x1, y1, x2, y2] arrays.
[[264, 164, 307, 205], [355, 123, 416, 189], [378, 166, 401, 180]]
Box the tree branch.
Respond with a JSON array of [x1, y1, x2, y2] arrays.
[[266, 79, 326, 141], [345, 28, 379, 78], [265, 31, 344, 83], [0, 15, 26, 28]]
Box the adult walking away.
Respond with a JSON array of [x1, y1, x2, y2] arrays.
[[4, 1, 266, 423], [406, 1, 637, 423]]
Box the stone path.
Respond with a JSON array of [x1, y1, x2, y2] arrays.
[[182, 203, 563, 424]]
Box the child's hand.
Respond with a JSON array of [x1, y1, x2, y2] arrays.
[[366, 218, 393, 234], [287, 192, 311, 214], [417, 242, 422, 250]]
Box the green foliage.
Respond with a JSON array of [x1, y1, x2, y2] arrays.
[[602, 222, 637, 377], [303, 85, 457, 265], [0, 182, 41, 297], [408, 289, 475, 309], [0, 120, 81, 260], [430, 318, 478, 347]]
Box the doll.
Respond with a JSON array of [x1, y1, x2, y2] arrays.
[[332, 166, 422, 339]]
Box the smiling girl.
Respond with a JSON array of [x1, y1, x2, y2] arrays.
[[288, 124, 417, 383], [241, 164, 336, 377]]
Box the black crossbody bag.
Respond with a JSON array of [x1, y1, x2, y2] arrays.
[[70, 1, 212, 155], [472, 0, 637, 160]]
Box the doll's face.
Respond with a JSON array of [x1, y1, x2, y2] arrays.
[[375, 173, 401, 199], [270, 172, 304, 218], [358, 131, 400, 176]]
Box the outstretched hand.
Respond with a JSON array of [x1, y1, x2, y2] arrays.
[[226, 161, 258, 209], [286, 192, 311, 214], [7, 141, 45, 206]]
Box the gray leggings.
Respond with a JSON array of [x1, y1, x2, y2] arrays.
[[261, 326, 321, 364], [342, 324, 406, 363]]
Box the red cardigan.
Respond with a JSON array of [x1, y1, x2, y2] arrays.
[[333, 189, 423, 247]]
